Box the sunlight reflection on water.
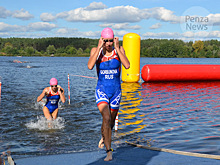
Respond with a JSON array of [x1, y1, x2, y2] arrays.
[[118, 81, 220, 155]]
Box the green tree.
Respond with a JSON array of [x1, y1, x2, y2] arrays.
[[66, 46, 77, 55], [46, 45, 56, 55], [159, 42, 177, 58], [148, 46, 160, 57], [56, 47, 65, 54], [18, 49, 25, 56], [141, 47, 149, 57], [25, 46, 35, 56], [206, 50, 213, 58], [2, 42, 19, 55], [77, 48, 83, 55], [84, 48, 90, 54], [4, 46, 18, 55]]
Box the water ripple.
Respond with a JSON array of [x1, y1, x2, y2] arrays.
[[2, 57, 220, 158], [119, 81, 220, 155]]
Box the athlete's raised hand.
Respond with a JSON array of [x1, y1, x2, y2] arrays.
[[114, 37, 120, 49], [58, 85, 64, 95], [98, 37, 105, 49]]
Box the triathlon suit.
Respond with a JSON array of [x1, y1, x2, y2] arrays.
[[95, 47, 121, 111], [45, 87, 60, 113]]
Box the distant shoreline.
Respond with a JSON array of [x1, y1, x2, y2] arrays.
[[1, 38, 219, 58]]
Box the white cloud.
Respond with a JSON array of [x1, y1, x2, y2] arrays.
[[182, 31, 194, 38], [55, 27, 130, 38], [1, 3, 220, 40], [83, 31, 100, 37], [56, 28, 77, 34], [0, 22, 25, 32], [0, 3, 182, 24], [142, 31, 220, 40], [0, 7, 33, 20], [12, 8, 34, 20], [100, 23, 141, 30], [40, 13, 56, 22], [0, 32, 10, 37], [57, 5, 144, 23], [56, 11, 69, 19], [150, 23, 162, 29], [37, 3, 219, 31], [52, 4, 181, 25], [0, 6, 12, 18], [181, 31, 220, 39], [28, 22, 57, 31], [115, 30, 130, 37], [55, 28, 100, 38], [143, 32, 180, 38], [209, 31, 220, 38], [0, 22, 57, 32], [0, 32, 50, 38], [85, 2, 107, 10], [207, 13, 220, 26], [148, 7, 180, 23]]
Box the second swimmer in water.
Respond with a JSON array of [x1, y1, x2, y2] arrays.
[[37, 78, 66, 120]]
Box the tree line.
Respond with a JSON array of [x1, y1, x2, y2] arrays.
[[0, 37, 220, 58], [141, 39, 220, 58], [0, 37, 98, 57]]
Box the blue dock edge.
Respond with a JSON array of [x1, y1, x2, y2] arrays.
[[16, 145, 220, 165]]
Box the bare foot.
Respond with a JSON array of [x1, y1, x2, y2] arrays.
[[104, 151, 112, 161], [98, 137, 104, 149]]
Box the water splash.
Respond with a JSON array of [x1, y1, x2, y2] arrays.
[[34, 99, 46, 109], [26, 116, 65, 130], [26, 65, 32, 68], [34, 99, 64, 110]]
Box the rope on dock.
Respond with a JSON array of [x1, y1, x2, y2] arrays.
[[126, 141, 220, 160]]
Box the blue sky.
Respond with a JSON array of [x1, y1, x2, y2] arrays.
[[0, 0, 219, 41]]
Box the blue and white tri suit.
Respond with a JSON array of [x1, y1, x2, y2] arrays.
[[95, 47, 121, 111]]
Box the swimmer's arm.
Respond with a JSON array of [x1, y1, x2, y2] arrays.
[[87, 38, 104, 70], [116, 46, 130, 69], [87, 47, 99, 70], [114, 37, 130, 69], [58, 86, 66, 103], [37, 88, 48, 102]]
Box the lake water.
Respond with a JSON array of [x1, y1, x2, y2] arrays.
[[1, 56, 220, 159]]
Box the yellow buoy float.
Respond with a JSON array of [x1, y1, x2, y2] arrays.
[[122, 33, 141, 82]]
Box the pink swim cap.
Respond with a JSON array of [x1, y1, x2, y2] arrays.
[[50, 78, 58, 86], [101, 27, 114, 38]]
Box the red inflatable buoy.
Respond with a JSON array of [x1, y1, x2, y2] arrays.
[[141, 64, 220, 82]]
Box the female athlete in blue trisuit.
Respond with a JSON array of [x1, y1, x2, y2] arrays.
[[88, 28, 130, 161], [37, 78, 66, 120]]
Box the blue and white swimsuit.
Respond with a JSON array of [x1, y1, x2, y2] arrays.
[[45, 88, 60, 113], [95, 47, 121, 111]]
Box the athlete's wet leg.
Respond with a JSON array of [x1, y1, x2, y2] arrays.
[[51, 108, 59, 119], [110, 110, 118, 130], [42, 106, 53, 128], [99, 109, 118, 148], [98, 136, 104, 149], [98, 103, 112, 161], [43, 106, 52, 120]]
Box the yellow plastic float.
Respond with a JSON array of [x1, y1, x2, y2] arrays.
[[122, 33, 141, 82]]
